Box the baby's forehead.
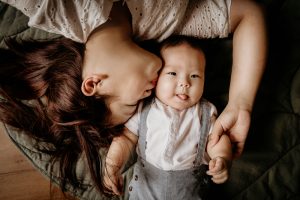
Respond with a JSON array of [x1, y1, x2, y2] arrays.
[[161, 43, 205, 62], [161, 48, 205, 68], [161, 40, 204, 52]]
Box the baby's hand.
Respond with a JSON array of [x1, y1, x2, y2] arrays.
[[206, 157, 230, 184], [103, 163, 123, 195]]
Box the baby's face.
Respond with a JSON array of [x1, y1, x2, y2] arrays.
[[156, 42, 205, 111]]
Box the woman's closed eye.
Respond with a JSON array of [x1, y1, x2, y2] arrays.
[[127, 103, 138, 107]]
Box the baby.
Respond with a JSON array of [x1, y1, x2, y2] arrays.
[[104, 36, 232, 199]]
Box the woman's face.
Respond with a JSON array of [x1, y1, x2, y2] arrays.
[[82, 37, 161, 125]]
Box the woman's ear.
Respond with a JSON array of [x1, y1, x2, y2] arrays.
[[81, 74, 107, 96]]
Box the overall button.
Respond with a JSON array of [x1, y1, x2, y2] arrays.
[[129, 186, 133, 191], [134, 175, 138, 181]]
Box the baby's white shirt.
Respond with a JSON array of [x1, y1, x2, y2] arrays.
[[1, 0, 231, 43], [126, 98, 217, 171]]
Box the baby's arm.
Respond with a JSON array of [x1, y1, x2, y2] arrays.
[[211, 0, 267, 158], [104, 128, 138, 195], [206, 134, 232, 184]]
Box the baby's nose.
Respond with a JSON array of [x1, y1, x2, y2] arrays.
[[179, 82, 190, 88]]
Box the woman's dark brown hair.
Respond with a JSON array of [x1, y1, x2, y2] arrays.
[[0, 37, 122, 196]]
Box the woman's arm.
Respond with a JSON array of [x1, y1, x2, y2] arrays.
[[104, 128, 138, 195], [211, 0, 267, 158], [230, 0, 267, 110]]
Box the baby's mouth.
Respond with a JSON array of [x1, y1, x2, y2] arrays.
[[176, 94, 189, 100]]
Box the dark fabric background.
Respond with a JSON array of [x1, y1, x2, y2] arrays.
[[206, 1, 300, 199]]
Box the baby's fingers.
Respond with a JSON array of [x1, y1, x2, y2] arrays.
[[211, 171, 229, 184], [116, 176, 124, 195], [104, 175, 122, 195], [207, 158, 224, 174]]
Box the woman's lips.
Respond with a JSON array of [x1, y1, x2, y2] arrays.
[[151, 78, 158, 87]]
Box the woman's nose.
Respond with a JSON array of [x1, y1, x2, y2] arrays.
[[150, 54, 163, 73]]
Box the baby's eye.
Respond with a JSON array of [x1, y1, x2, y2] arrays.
[[191, 74, 200, 78], [167, 72, 176, 76]]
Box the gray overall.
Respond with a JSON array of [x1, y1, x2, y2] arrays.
[[128, 99, 212, 200]]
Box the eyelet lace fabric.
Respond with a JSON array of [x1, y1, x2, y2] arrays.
[[1, 0, 231, 43], [128, 0, 231, 42]]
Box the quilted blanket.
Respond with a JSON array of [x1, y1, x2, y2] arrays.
[[0, 0, 299, 199]]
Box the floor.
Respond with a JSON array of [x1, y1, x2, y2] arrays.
[[0, 123, 75, 200]]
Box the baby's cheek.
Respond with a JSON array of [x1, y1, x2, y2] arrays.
[[191, 88, 203, 102], [156, 83, 173, 98]]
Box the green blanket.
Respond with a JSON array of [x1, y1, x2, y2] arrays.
[[1, 1, 299, 199]]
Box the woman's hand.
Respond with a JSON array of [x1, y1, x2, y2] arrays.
[[209, 105, 251, 159]]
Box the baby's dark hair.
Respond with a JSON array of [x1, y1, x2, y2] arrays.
[[160, 35, 208, 56], [0, 38, 122, 196]]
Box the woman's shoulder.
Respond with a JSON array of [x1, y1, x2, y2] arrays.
[[174, 0, 232, 39], [1, 0, 114, 43]]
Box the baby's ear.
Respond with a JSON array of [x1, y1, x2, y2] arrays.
[[81, 74, 107, 96]]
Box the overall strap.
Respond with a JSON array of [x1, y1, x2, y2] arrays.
[[194, 99, 212, 166], [137, 99, 152, 160]]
